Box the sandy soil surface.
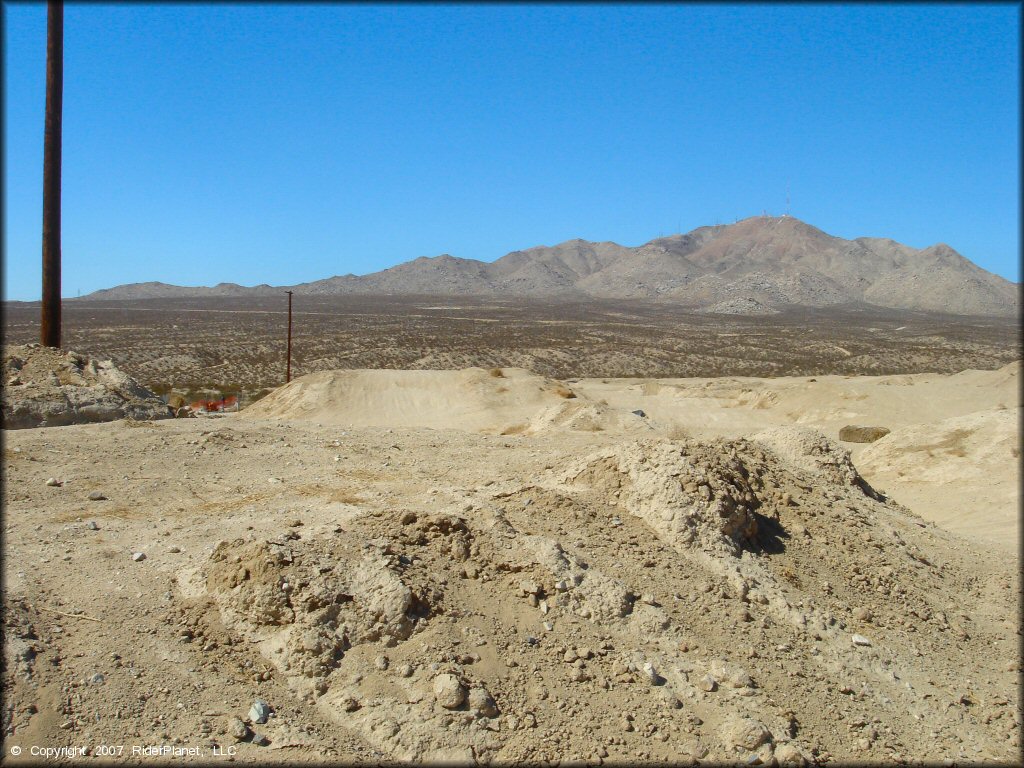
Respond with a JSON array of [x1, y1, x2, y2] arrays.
[[2, 358, 1020, 765], [569, 363, 1021, 552]]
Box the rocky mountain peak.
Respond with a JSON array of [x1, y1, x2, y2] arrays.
[[77, 218, 1016, 317]]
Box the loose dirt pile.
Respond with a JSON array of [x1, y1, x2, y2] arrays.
[[2, 344, 172, 429]]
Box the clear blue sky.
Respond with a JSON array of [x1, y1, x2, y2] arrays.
[[3, 3, 1020, 300]]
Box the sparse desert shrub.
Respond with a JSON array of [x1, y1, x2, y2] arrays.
[[166, 393, 188, 409], [4, 296, 1017, 389]]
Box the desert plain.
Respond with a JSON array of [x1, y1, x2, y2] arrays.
[[1, 296, 1021, 765]]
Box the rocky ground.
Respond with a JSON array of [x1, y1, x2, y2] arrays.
[[2, 345, 172, 429], [3, 366, 1021, 765], [2, 344, 1022, 765]]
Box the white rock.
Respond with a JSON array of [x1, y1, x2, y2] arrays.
[[519, 580, 540, 595], [131, 552, 146, 562], [248, 699, 271, 724], [851, 634, 872, 647], [710, 659, 754, 688], [720, 715, 772, 750], [774, 743, 808, 766], [640, 662, 661, 685], [698, 674, 717, 692], [433, 673, 466, 709]]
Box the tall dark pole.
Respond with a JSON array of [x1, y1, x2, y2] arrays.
[[41, 0, 64, 348], [286, 291, 293, 383]]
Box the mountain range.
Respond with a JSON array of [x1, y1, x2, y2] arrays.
[[79, 216, 1018, 316]]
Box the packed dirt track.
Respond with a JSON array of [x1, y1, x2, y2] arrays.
[[2, 353, 1021, 765]]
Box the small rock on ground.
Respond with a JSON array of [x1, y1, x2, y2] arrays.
[[249, 699, 271, 724], [433, 673, 467, 709]]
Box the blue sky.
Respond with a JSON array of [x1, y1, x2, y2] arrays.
[[3, 3, 1020, 300]]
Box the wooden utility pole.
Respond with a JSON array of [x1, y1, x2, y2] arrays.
[[286, 291, 293, 383], [41, 0, 64, 347]]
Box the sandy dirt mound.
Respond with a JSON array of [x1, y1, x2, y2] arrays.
[[523, 399, 655, 436], [856, 407, 1020, 548], [752, 426, 882, 498], [2, 344, 172, 429], [242, 367, 646, 436]]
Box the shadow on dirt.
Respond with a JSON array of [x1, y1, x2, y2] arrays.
[[747, 511, 789, 555]]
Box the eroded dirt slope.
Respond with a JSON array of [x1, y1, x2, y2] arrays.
[[2, 344, 172, 430]]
